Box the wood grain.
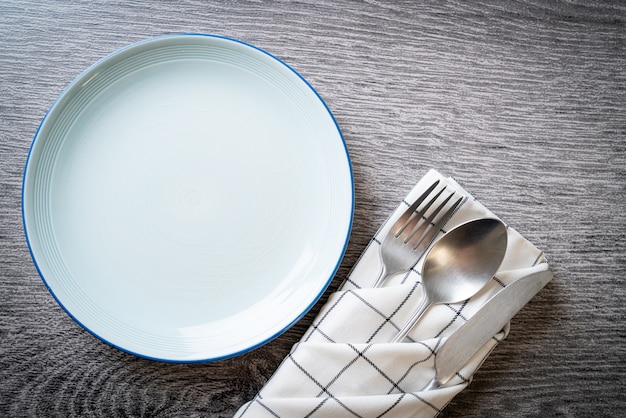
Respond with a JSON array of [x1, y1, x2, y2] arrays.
[[1, 0, 625, 416]]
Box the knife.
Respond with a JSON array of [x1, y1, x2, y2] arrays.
[[422, 268, 553, 391]]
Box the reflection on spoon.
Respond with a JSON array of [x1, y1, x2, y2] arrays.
[[392, 218, 508, 343]]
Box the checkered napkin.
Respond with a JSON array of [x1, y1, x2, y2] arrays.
[[235, 169, 549, 418]]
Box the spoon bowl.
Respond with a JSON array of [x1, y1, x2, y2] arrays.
[[391, 218, 508, 342]]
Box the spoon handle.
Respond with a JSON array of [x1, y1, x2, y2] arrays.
[[391, 296, 432, 342]]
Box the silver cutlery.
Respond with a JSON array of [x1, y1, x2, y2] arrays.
[[421, 269, 553, 391], [391, 218, 508, 342], [372, 180, 462, 288]]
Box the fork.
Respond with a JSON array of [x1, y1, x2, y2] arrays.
[[371, 180, 463, 288]]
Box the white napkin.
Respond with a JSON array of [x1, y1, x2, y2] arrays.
[[235, 169, 549, 418]]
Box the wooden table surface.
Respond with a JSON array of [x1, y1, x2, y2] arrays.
[[1, 1, 624, 416]]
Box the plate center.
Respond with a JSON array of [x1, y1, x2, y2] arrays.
[[50, 57, 318, 327]]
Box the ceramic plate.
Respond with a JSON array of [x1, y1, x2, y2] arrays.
[[22, 34, 353, 362]]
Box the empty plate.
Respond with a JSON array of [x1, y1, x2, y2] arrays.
[[22, 34, 353, 362]]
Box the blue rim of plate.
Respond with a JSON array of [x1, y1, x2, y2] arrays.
[[21, 33, 354, 363]]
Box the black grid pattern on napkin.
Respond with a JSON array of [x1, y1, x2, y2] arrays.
[[246, 339, 445, 417], [302, 277, 506, 345], [243, 391, 444, 418], [302, 284, 421, 344]]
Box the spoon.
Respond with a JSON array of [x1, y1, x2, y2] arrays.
[[391, 218, 508, 343]]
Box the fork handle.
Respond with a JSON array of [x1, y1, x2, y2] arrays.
[[391, 295, 433, 342], [372, 264, 390, 288]]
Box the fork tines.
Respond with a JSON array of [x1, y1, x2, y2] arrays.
[[397, 182, 463, 252], [372, 179, 464, 288]]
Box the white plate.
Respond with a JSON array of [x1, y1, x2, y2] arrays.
[[22, 34, 353, 362]]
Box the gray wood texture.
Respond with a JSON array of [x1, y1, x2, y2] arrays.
[[1, 1, 624, 416]]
